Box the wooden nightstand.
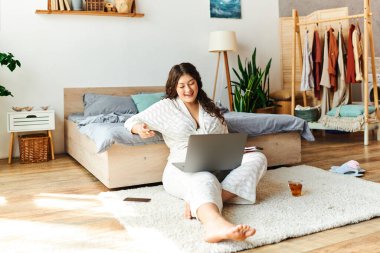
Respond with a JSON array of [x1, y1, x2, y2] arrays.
[[7, 110, 55, 164]]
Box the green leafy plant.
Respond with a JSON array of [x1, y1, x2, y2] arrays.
[[0, 52, 21, 97], [231, 48, 272, 112]]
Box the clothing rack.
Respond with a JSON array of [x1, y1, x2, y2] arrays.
[[291, 0, 379, 145]]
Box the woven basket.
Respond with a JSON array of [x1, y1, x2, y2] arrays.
[[295, 108, 320, 122], [86, 0, 105, 11], [18, 134, 49, 164]]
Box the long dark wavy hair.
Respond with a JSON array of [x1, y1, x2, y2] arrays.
[[165, 62, 225, 124]]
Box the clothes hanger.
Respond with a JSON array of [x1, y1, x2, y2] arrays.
[[355, 17, 359, 28], [356, 19, 362, 33]]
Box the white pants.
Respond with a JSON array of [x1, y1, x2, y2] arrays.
[[162, 152, 267, 219]]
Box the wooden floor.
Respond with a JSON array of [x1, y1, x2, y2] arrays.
[[1, 131, 380, 252]]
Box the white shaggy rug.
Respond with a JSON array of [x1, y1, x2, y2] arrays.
[[99, 165, 380, 253]]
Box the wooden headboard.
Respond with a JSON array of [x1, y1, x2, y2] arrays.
[[64, 86, 165, 119]]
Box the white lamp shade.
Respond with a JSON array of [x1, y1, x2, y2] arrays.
[[208, 31, 238, 52]]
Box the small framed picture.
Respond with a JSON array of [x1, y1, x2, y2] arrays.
[[210, 0, 241, 19]]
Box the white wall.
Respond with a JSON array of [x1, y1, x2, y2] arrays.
[[0, 0, 281, 159]]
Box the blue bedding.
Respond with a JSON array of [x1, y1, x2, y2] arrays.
[[68, 112, 314, 153]]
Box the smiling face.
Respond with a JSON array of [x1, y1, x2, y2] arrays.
[[176, 74, 199, 105]]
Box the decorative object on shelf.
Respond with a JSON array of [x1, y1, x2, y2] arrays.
[[71, 0, 83, 10], [231, 48, 273, 113], [210, 0, 241, 19], [86, 0, 105, 11], [0, 52, 21, 97], [105, 3, 113, 12], [11, 106, 36, 112], [115, 0, 134, 13], [115, 0, 127, 13], [40, 106, 50, 110], [126, 0, 134, 13], [12, 106, 23, 112], [209, 30, 237, 111]]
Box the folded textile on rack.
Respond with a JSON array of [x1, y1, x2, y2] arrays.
[[295, 105, 320, 111], [318, 114, 366, 132], [327, 105, 376, 118]]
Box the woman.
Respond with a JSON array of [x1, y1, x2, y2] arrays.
[[124, 63, 267, 243]]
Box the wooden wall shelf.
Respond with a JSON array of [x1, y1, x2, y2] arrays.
[[35, 10, 144, 17]]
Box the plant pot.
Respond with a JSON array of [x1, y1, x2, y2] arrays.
[[255, 106, 275, 114]]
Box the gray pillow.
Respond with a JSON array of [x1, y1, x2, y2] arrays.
[[83, 93, 138, 117]]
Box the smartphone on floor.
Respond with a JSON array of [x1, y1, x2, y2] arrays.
[[123, 197, 151, 202]]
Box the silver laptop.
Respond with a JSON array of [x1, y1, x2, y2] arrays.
[[172, 133, 248, 173]]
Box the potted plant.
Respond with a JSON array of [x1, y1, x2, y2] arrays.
[[231, 48, 273, 113], [0, 52, 21, 97]]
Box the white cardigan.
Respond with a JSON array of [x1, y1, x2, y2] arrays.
[[124, 97, 228, 162]]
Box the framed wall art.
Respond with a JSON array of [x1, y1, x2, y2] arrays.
[[210, 0, 241, 19]]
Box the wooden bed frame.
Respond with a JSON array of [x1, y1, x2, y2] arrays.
[[64, 87, 302, 189]]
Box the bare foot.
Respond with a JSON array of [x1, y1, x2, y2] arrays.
[[205, 223, 256, 243], [184, 202, 192, 219]]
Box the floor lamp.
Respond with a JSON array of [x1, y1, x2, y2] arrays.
[[209, 31, 237, 111]]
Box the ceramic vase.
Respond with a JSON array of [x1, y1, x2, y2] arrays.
[[115, 0, 128, 13], [71, 0, 82, 10]]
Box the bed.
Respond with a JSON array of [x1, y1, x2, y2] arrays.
[[64, 87, 312, 189]]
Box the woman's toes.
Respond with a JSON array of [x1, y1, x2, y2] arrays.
[[246, 228, 256, 237], [239, 225, 247, 234]]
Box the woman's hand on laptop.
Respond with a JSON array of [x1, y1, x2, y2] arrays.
[[132, 123, 156, 138]]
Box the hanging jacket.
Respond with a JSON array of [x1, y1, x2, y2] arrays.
[[346, 24, 356, 83], [312, 30, 322, 100], [328, 28, 339, 91], [300, 31, 315, 91], [352, 25, 363, 81], [332, 28, 349, 108], [320, 30, 331, 88], [320, 30, 330, 116]]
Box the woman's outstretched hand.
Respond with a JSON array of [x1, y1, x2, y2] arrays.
[[133, 123, 156, 138]]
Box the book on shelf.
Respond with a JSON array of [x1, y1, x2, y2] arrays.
[[63, 0, 71, 10], [59, 0, 65, 10], [51, 0, 58, 10]]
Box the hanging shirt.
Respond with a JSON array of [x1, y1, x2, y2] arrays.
[[312, 30, 322, 100], [346, 24, 356, 84], [320, 30, 330, 116], [320, 30, 331, 88], [300, 31, 315, 91], [352, 26, 363, 82], [332, 28, 349, 108], [328, 28, 339, 91]]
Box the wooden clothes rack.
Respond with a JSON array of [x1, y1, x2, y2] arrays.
[[291, 0, 379, 145]]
